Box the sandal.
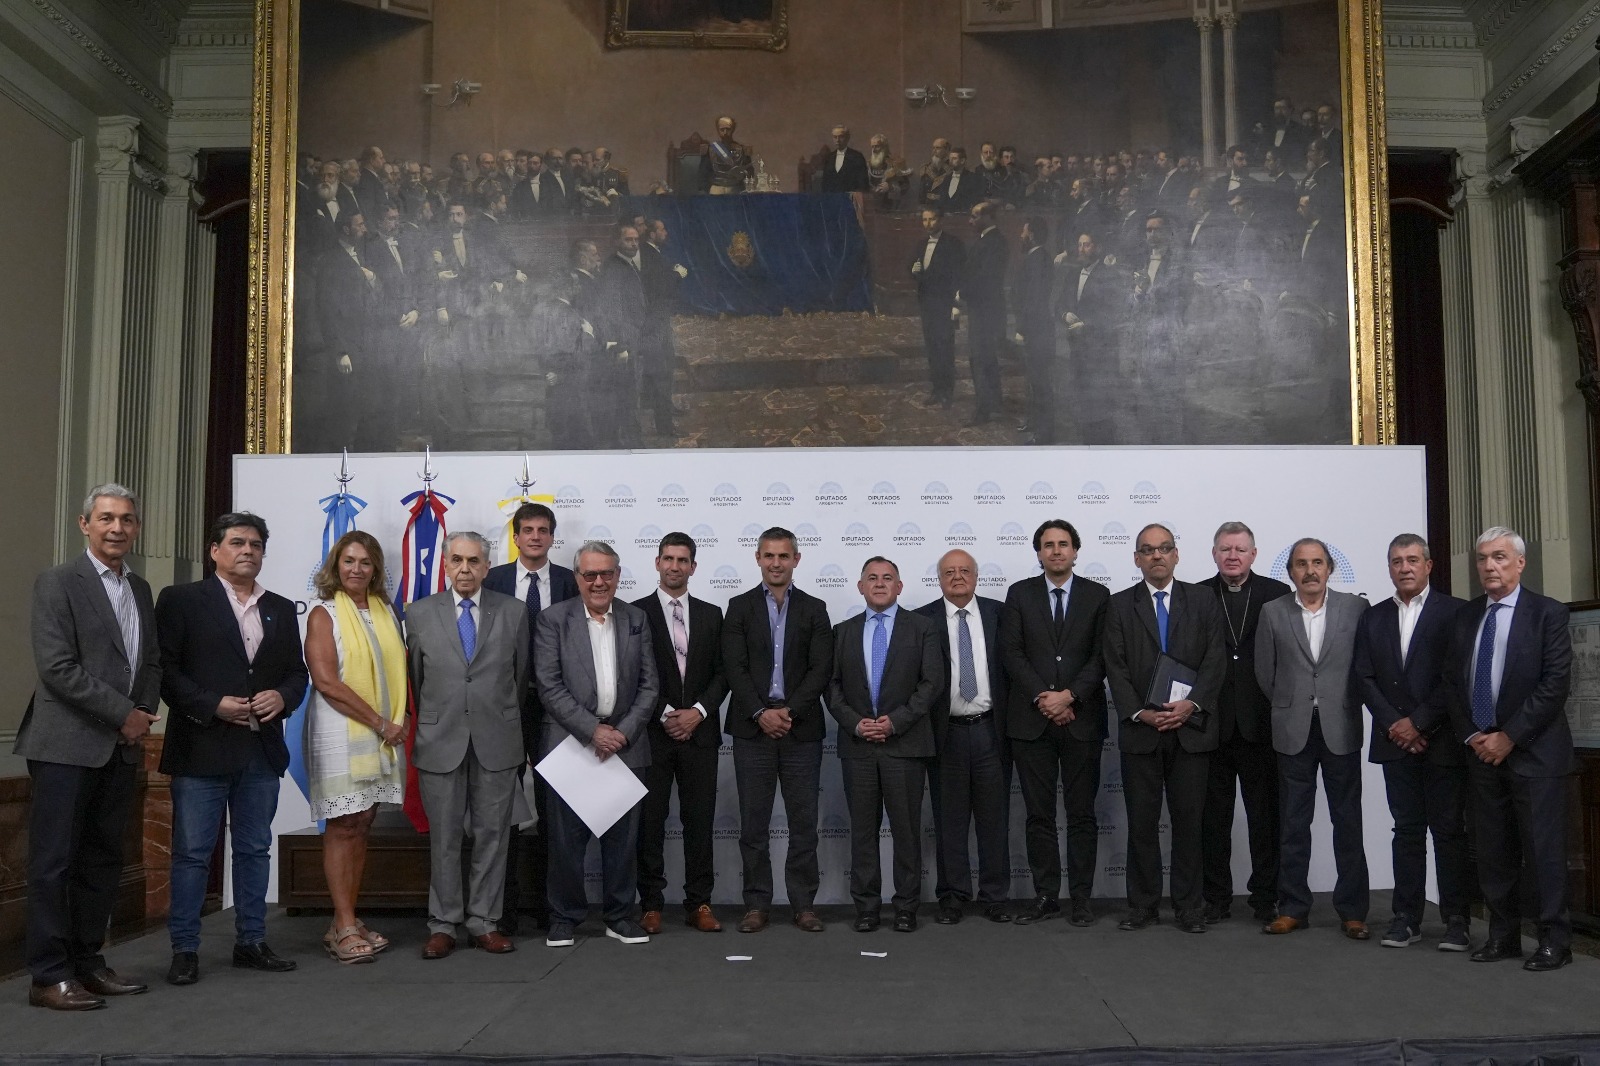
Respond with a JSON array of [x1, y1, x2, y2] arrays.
[[324, 925, 376, 964], [356, 921, 389, 954]]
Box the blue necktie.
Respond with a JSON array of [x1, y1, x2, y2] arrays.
[[957, 608, 978, 702], [458, 598, 477, 661], [524, 573, 541, 660], [1154, 590, 1169, 654], [1471, 603, 1502, 732], [869, 613, 888, 712]]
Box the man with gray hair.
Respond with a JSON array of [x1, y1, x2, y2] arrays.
[[1442, 526, 1575, 970], [535, 541, 660, 947], [407, 531, 529, 959], [1256, 537, 1371, 938], [18, 484, 161, 1010]]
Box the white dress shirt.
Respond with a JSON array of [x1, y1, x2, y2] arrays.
[[835, 148, 847, 172], [88, 550, 141, 678], [944, 598, 992, 717], [1474, 583, 1521, 709], [1296, 594, 1328, 661], [656, 587, 707, 721], [586, 605, 619, 719], [219, 574, 265, 663], [923, 235, 939, 270], [516, 558, 551, 604], [1393, 584, 1430, 665]]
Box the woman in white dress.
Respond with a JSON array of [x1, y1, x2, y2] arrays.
[[303, 531, 408, 964]]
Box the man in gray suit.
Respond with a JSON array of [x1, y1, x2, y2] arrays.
[[535, 540, 660, 947], [407, 531, 529, 959], [18, 484, 161, 1010], [828, 557, 943, 932], [1255, 537, 1371, 938]]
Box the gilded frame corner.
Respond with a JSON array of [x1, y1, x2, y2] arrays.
[[604, 0, 789, 52]]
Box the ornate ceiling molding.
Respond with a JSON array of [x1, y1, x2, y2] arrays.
[[1483, 2, 1600, 113], [1472, 0, 1530, 44], [1383, 25, 1479, 49], [28, 0, 173, 114]]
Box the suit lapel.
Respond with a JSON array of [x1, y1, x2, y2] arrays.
[[1288, 599, 1315, 664], [1496, 596, 1534, 717], [1133, 585, 1160, 649], [880, 609, 912, 680], [76, 556, 130, 663], [207, 578, 250, 664], [1378, 601, 1403, 674]]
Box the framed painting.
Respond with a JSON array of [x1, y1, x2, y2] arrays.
[[247, 0, 1391, 454]]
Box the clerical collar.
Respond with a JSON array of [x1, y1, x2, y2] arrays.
[[1222, 572, 1250, 593]]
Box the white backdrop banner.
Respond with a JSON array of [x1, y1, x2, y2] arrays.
[[236, 445, 1427, 907]]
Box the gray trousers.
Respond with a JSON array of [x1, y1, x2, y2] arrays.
[[418, 741, 519, 937], [842, 754, 926, 913]]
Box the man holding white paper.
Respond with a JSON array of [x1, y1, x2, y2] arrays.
[[1103, 523, 1227, 934], [535, 540, 660, 948]]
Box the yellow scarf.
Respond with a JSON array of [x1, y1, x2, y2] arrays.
[[332, 590, 407, 782]]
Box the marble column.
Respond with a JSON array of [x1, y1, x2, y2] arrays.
[[1220, 13, 1239, 152], [1194, 16, 1217, 170]]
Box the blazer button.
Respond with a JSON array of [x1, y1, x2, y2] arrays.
[[465, 675, 472, 683], [1055, 655, 1062, 662]]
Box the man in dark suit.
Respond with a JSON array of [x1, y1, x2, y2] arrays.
[[935, 147, 981, 213], [483, 502, 578, 935], [1104, 523, 1227, 933], [535, 541, 660, 947], [1014, 217, 1057, 446], [1001, 519, 1110, 927], [917, 549, 1011, 924], [366, 204, 434, 445], [722, 527, 834, 933], [309, 212, 377, 452], [819, 125, 869, 193], [1056, 231, 1128, 365], [632, 532, 728, 934], [639, 218, 688, 436], [912, 208, 965, 407], [1353, 533, 1470, 951], [17, 484, 160, 1010], [829, 558, 942, 932], [593, 224, 649, 447], [157, 513, 309, 984], [1443, 526, 1575, 970], [1265, 98, 1310, 171], [1198, 521, 1291, 924], [1256, 538, 1371, 938], [510, 152, 565, 221], [355, 146, 391, 230], [1288, 193, 1347, 320], [961, 201, 1008, 426]]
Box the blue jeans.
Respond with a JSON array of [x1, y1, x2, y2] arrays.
[[168, 747, 280, 952]]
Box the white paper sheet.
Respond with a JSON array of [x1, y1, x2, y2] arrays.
[[1168, 680, 1193, 703], [535, 734, 648, 836]]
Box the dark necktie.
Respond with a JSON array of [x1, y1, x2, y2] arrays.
[[956, 608, 978, 702], [1051, 587, 1065, 633], [1471, 603, 1502, 732], [1154, 590, 1169, 654], [524, 572, 541, 660]]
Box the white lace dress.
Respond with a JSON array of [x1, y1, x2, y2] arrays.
[[304, 602, 406, 820]]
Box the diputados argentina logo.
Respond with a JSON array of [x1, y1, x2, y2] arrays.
[[868, 481, 901, 506], [814, 481, 848, 506], [1128, 480, 1162, 504], [978, 562, 1007, 589], [973, 480, 1006, 505], [995, 521, 1029, 547], [656, 483, 689, 508], [840, 522, 874, 548], [709, 565, 743, 591], [921, 481, 953, 505], [1025, 481, 1058, 505], [920, 563, 941, 589], [1082, 562, 1113, 586], [1099, 521, 1131, 546], [1078, 480, 1111, 504], [605, 484, 636, 508], [709, 482, 742, 507], [633, 524, 663, 550], [738, 524, 762, 548], [690, 523, 718, 549], [555, 485, 585, 507], [762, 482, 794, 506], [892, 522, 924, 546], [815, 563, 848, 589], [945, 521, 977, 546], [795, 523, 823, 548]]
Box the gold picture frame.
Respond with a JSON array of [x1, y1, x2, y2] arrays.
[[246, 0, 1392, 454], [606, 0, 789, 51]]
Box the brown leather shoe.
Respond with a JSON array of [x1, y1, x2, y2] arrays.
[[686, 905, 722, 932], [1342, 920, 1371, 941], [472, 931, 516, 953], [29, 980, 105, 1011], [737, 909, 769, 933], [793, 909, 825, 932], [78, 967, 147, 996], [1262, 916, 1306, 935], [421, 932, 456, 959], [640, 910, 663, 935]]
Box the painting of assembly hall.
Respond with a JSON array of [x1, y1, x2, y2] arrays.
[[292, 0, 1350, 455]]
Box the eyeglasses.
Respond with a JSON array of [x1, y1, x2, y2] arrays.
[[578, 569, 618, 582], [1135, 544, 1177, 557]]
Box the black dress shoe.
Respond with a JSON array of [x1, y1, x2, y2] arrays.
[[232, 942, 297, 972], [1203, 902, 1232, 925], [1177, 913, 1208, 934], [1014, 897, 1060, 925], [1251, 902, 1277, 923], [893, 910, 918, 933], [1118, 910, 1159, 931], [1068, 898, 1095, 927], [853, 913, 881, 932], [166, 952, 199, 986], [1524, 945, 1573, 972], [1470, 937, 1524, 963], [79, 967, 147, 996], [984, 903, 1013, 923], [935, 904, 963, 925]]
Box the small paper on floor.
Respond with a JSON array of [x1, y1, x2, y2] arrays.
[[860, 951, 888, 958], [726, 955, 754, 961]]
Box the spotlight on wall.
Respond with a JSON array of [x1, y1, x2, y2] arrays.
[[905, 84, 975, 108], [422, 79, 483, 107]]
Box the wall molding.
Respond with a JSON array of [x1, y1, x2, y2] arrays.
[[27, 0, 172, 114], [1483, 3, 1600, 114], [1384, 25, 1479, 49], [1473, 0, 1533, 45]]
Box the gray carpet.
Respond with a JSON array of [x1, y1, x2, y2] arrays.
[[2, 893, 1597, 1059]]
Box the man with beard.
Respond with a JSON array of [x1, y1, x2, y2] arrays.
[[355, 146, 390, 226], [591, 148, 630, 201], [511, 151, 565, 221], [1064, 178, 1105, 241], [820, 125, 869, 193], [703, 117, 752, 194], [866, 134, 909, 211], [935, 148, 980, 214], [308, 161, 346, 257], [1212, 146, 1252, 202], [1025, 156, 1060, 207], [1263, 98, 1309, 166], [975, 142, 1018, 207], [917, 138, 952, 208]]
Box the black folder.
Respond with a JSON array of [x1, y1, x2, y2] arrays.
[[1144, 654, 1208, 729]]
